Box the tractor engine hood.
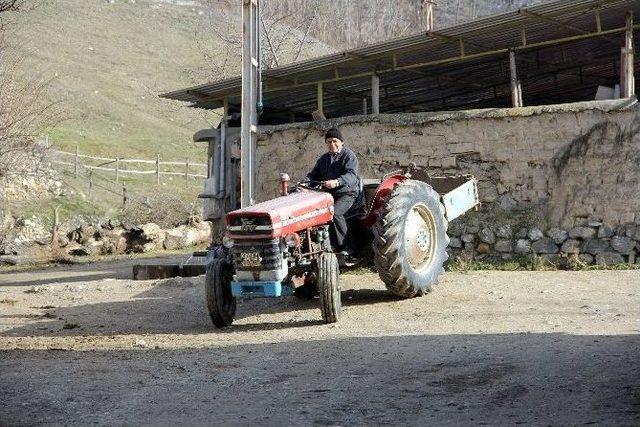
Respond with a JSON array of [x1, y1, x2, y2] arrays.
[[226, 191, 334, 239]]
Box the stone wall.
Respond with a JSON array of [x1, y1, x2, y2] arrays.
[[253, 99, 640, 266]]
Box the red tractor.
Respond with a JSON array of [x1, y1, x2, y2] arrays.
[[206, 165, 479, 327]]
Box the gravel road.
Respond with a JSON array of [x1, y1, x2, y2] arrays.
[[1, 261, 639, 425]]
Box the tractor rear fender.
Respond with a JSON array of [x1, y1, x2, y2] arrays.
[[361, 174, 408, 227]]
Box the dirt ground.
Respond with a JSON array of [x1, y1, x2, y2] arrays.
[[1, 258, 639, 426]]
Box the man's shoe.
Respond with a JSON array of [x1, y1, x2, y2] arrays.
[[335, 250, 360, 267]]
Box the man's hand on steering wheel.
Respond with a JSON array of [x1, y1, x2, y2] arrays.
[[296, 180, 322, 192], [322, 179, 340, 189]]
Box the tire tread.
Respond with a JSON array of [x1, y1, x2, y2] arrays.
[[372, 180, 449, 298]]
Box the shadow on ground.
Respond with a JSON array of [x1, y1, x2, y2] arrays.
[[1, 333, 638, 425], [0, 256, 190, 287], [1, 277, 401, 336]]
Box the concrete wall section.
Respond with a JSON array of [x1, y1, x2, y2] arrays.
[[256, 99, 640, 230]]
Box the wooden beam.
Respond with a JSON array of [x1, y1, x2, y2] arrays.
[[520, 9, 618, 45]]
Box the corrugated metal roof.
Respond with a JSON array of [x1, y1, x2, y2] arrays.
[[161, 0, 639, 121]]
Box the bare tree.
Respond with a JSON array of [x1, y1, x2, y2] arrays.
[[191, 0, 547, 86], [0, 1, 21, 13], [0, 1, 61, 177], [195, 0, 325, 83]]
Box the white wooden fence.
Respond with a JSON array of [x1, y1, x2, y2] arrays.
[[51, 146, 207, 184]]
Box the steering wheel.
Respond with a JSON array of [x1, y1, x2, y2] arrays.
[[296, 180, 323, 191]]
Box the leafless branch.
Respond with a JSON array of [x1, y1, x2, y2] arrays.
[[0, 45, 63, 176], [0, 0, 20, 14]]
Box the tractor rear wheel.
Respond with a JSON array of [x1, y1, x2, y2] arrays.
[[205, 258, 236, 327], [372, 179, 449, 298], [316, 252, 341, 323]]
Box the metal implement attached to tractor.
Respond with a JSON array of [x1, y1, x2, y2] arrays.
[[205, 165, 480, 327]]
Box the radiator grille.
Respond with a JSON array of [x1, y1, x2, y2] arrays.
[[232, 239, 282, 271]]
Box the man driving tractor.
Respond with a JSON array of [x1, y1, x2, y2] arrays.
[[206, 125, 479, 327], [305, 127, 361, 257]]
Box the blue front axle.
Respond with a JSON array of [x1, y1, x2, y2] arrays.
[[231, 281, 295, 298]]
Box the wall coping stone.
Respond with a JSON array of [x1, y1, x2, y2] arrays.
[[257, 98, 639, 136]]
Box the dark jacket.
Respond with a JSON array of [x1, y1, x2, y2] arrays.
[[306, 146, 360, 195]]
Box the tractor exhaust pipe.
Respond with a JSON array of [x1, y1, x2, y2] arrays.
[[279, 173, 290, 196]]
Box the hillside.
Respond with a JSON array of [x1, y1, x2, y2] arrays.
[[8, 0, 204, 160], [6, 0, 330, 161], [1, 0, 333, 222]]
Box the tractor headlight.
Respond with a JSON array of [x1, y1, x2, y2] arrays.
[[222, 235, 235, 248], [284, 233, 301, 248]]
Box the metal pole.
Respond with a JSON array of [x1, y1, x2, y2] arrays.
[[316, 82, 323, 115], [230, 158, 238, 210], [621, 46, 628, 98], [362, 97, 368, 115], [624, 11, 635, 97], [115, 157, 119, 183], [509, 50, 523, 107], [371, 74, 380, 114], [74, 144, 79, 178], [156, 153, 160, 185], [423, 0, 435, 31], [219, 97, 228, 194], [241, 0, 258, 207]]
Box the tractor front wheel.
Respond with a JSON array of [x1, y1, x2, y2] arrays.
[[372, 179, 449, 298], [205, 258, 237, 327], [316, 252, 341, 323]]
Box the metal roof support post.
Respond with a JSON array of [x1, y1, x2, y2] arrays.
[[621, 48, 628, 97], [422, 0, 436, 31], [317, 82, 323, 115], [241, 0, 258, 207], [371, 74, 380, 114], [218, 97, 229, 195], [509, 50, 523, 107], [622, 11, 635, 98]]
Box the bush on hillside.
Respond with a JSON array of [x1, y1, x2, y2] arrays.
[[119, 193, 193, 229]]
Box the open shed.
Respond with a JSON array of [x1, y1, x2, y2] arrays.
[[162, 0, 639, 123]]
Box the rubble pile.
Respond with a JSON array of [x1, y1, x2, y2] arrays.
[[0, 216, 211, 265]]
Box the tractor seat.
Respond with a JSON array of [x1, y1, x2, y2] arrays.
[[345, 178, 380, 220]]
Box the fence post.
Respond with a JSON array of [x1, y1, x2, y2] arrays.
[[74, 144, 79, 178], [122, 184, 127, 207], [156, 153, 160, 185], [50, 206, 59, 245], [88, 170, 93, 194], [185, 158, 189, 180], [115, 157, 119, 183]]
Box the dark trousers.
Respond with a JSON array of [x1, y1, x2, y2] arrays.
[[330, 192, 357, 251]]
